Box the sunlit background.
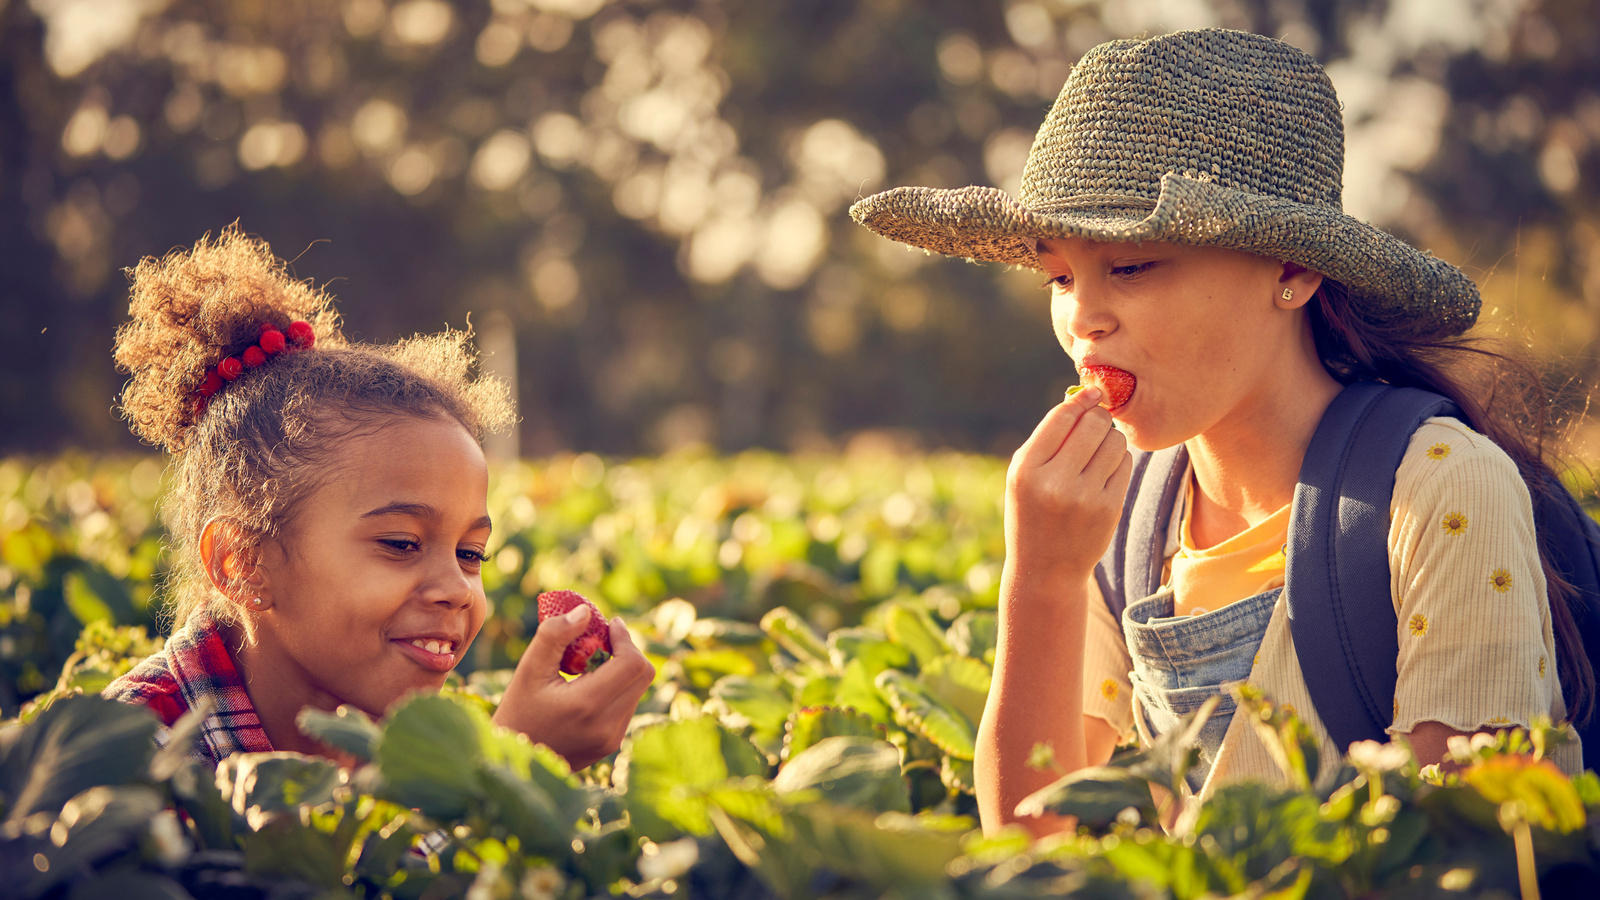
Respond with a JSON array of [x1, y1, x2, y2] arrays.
[[3, 0, 1596, 457]]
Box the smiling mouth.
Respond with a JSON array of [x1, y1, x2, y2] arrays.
[[393, 637, 461, 673]]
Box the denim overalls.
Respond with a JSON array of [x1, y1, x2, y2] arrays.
[[1123, 586, 1280, 793]]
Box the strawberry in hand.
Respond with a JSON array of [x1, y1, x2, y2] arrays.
[[1073, 365, 1136, 412], [537, 590, 614, 674]]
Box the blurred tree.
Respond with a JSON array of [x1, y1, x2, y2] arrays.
[[0, 0, 1594, 456]]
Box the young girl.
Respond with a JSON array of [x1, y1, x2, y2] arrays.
[[851, 28, 1590, 834], [104, 226, 655, 770]]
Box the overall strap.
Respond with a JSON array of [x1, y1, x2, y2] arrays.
[[1095, 445, 1189, 620], [1286, 382, 1459, 751]]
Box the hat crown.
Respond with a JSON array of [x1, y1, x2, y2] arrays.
[[1020, 29, 1344, 214]]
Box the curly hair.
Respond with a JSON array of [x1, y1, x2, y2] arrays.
[[114, 225, 515, 631]]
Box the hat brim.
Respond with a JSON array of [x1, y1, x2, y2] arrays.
[[849, 172, 1480, 339]]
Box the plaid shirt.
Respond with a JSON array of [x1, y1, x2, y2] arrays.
[[103, 611, 274, 764]]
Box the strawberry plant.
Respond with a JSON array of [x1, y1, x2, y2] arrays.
[[4, 454, 1600, 896]]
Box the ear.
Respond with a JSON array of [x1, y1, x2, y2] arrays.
[[1274, 261, 1325, 310], [199, 517, 271, 613]]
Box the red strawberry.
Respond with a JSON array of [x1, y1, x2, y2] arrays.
[[537, 590, 613, 675], [1078, 365, 1136, 411]]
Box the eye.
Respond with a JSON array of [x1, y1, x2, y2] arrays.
[[458, 547, 488, 566], [1041, 273, 1073, 290], [1111, 262, 1152, 277], [381, 538, 420, 553]]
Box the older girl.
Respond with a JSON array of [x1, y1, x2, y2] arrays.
[[851, 28, 1589, 834]]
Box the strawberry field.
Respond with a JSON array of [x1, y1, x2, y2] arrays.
[[4, 453, 1600, 898]]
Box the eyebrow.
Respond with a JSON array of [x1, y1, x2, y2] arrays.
[[361, 502, 493, 533]]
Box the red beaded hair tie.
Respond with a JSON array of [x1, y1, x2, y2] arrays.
[[193, 320, 315, 417]]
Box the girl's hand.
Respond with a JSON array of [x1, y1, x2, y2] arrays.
[[1004, 387, 1133, 584], [492, 605, 656, 769]]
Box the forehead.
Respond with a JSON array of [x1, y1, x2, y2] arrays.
[[1034, 236, 1135, 259], [316, 416, 487, 511]]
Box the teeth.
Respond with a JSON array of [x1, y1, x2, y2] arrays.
[[409, 639, 453, 655]]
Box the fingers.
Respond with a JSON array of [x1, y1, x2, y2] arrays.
[[516, 604, 593, 679], [1081, 421, 1130, 489], [578, 618, 657, 695], [1013, 387, 1104, 470]]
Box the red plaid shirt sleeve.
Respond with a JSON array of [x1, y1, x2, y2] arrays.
[[103, 611, 273, 764]]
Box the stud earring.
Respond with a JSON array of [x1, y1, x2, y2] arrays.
[[1281, 288, 1294, 301], [251, 597, 263, 608]]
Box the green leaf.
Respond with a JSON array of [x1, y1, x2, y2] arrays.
[[475, 763, 572, 857], [22, 785, 166, 898], [1462, 754, 1587, 832], [774, 736, 909, 813], [711, 674, 794, 749], [1013, 765, 1159, 830], [296, 704, 382, 763], [166, 757, 238, 850], [0, 695, 159, 824], [61, 872, 192, 900], [215, 752, 341, 817], [860, 542, 901, 598], [1103, 693, 1219, 800], [242, 812, 347, 887], [707, 804, 815, 900], [148, 699, 211, 782], [760, 607, 833, 670], [834, 658, 893, 724], [882, 601, 950, 668], [372, 694, 486, 820], [945, 611, 998, 663], [875, 670, 975, 760], [917, 654, 991, 726], [62, 566, 137, 627], [940, 755, 975, 796], [613, 716, 768, 840], [783, 803, 965, 888], [782, 705, 881, 762], [826, 627, 911, 674], [1235, 685, 1319, 792], [687, 617, 768, 648], [679, 647, 759, 689]]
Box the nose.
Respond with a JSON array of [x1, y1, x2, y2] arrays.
[[1051, 277, 1115, 348], [420, 549, 478, 610]]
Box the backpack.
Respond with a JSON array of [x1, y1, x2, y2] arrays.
[[1095, 381, 1600, 772]]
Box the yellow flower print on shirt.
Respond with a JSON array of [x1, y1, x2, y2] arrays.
[[1487, 716, 1513, 727], [1490, 569, 1514, 593], [1441, 512, 1469, 536], [1426, 443, 1451, 461], [1408, 613, 1429, 636], [1099, 679, 1119, 703], [1539, 656, 1547, 680]]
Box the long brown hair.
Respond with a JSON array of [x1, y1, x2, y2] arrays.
[[1311, 280, 1595, 725]]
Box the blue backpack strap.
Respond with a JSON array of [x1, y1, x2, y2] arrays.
[[1095, 445, 1189, 619], [1286, 382, 1460, 751]]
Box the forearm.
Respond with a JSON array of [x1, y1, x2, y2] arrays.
[[976, 563, 1092, 836]]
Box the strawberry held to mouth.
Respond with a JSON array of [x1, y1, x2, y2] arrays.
[[537, 590, 613, 675], [1078, 365, 1136, 411]]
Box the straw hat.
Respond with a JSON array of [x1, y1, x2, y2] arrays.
[[849, 29, 1480, 339]]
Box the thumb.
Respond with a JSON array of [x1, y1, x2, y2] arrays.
[[519, 604, 592, 676]]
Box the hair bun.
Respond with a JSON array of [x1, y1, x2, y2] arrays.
[[113, 224, 343, 451]]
